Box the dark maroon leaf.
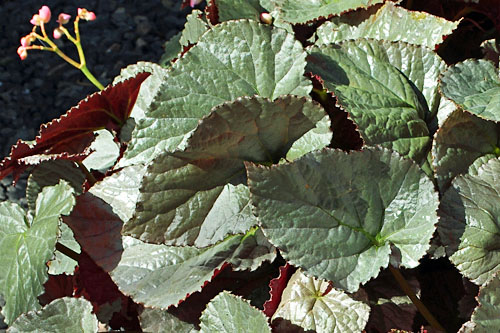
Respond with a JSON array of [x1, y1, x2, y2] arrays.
[[38, 274, 76, 306], [74, 251, 140, 331], [0, 72, 150, 183], [205, 0, 219, 25], [63, 193, 124, 272], [263, 263, 296, 318]]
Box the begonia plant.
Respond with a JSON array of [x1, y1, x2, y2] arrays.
[[1, 1, 500, 332]]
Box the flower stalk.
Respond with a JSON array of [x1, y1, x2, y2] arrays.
[[18, 6, 104, 91]]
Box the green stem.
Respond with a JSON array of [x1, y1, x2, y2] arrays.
[[38, 20, 105, 91], [80, 64, 105, 90], [389, 265, 446, 332], [52, 47, 81, 69]]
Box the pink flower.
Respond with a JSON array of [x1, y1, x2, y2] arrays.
[[20, 33, 36, 47], [30, 5, 51, 26], [77, 8, 96, 21], [39, 6, 51, 22], [30, 14, 41, 26], [21, 36, 30, 47], [17, 46, 28, 60], [53, 28, 63, 39], [57, 13, 71, 24], [190, 0, 203, 7]]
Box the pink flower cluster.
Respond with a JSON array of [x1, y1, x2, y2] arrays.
[[17, 5, 97, 60]]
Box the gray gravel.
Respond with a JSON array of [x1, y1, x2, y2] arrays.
[[0, 0, 192, 207]]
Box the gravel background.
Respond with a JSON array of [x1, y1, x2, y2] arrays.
[[0, 0, 191, 206]]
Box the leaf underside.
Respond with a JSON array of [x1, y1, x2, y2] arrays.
[[272, 270, 370, 332]]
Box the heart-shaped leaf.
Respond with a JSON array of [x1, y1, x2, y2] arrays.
[[315, 2, 459, 48], [118, 19, 311, 168], [307, 39, 445, 167], [125, 95, 325, 247], [248, 147, 439, 292], [65, 188, 274, 308]]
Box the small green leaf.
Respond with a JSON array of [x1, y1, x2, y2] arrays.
[[200, 291, 271, 333], [139, 308, 197, 333], [7, 297, 98, 333], [125, 95, 325, 246], [272, 270, 370, 333], [466, 274, 500, 332], [440, 158, 500, 285], [82, 129, 120, 172], [213, 0, 265, 22], [276, 0, 384, 24], [26, 160, 85, 214], [89, 165, 146, 223], [0, 181, 75, 324], [248, 147, 438, 292], [119, 20, 311, 168], [48, 222, 80, 275], [159, 33, 182, 66], [432, 109, 500, 190], [440, 59, 500, 122], [315, 2, 459, 48], [180, 10, 208, 47]]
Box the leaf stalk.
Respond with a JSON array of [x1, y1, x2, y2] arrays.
[[389, 265, 446, 332]]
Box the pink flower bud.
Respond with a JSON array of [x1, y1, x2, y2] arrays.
[[86, 11, 96, 21], [190, 0, 203, 7], [20, 34, 36, 48], [20, 36, 30, 47], [30, 14, 41, 26], [78, 8, 96, 21], [29, 6, 51, 26], [260, 12, 273, 24], [17, 46, 28, 60], [38, 5, 51, 23], [57, 13, 71, 24], [53, 28, 63, 39]]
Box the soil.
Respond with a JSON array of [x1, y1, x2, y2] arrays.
[[0, 0, 192, 206]]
